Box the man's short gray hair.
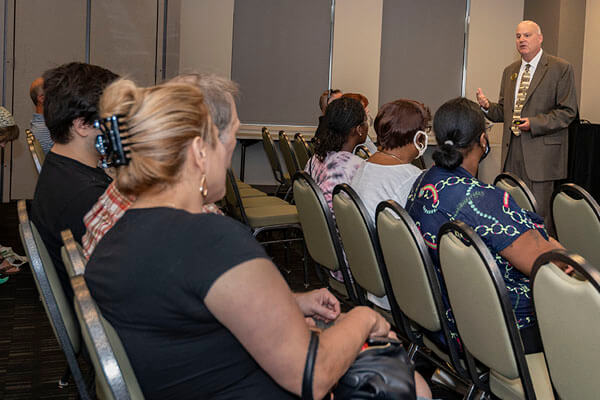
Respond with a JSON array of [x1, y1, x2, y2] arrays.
[[168, 73, 239, 140]]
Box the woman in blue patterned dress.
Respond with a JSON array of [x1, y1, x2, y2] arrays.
[[405, 97, 568, 353]]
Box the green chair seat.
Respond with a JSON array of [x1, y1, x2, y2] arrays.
[[238, 188, 268, 198], [241, 196, 290, 208], [244, 205, 299, 227]]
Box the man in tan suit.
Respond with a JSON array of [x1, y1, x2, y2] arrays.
[[476, 20, 578, 225]]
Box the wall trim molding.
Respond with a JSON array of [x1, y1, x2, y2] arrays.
[[237, 123, 317, 139]]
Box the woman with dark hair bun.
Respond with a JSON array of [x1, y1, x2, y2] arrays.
[[405, 97, 567, 353], [306, 97, 367, 211]]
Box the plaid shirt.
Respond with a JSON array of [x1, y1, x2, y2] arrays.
[[82, 182, 223, 259]]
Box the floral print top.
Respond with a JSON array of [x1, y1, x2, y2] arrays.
[[305, 151, 364, 212]]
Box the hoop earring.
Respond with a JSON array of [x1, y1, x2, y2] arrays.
[[199, 175, 208, 197]]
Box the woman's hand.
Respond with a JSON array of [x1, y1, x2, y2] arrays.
[[367, 310, 391, 340], [295, 288, 341, 322]]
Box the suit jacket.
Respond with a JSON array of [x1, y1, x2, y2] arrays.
[[486, 52, 578, 181]]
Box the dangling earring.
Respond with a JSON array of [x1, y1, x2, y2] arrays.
[[199, 175, 208, 197]]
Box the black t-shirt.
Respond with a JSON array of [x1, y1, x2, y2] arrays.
[[85, 208, 297, 400], [30, 151, 111, 300]]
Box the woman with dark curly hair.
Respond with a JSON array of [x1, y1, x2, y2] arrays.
[[306, 97, 367, 210]]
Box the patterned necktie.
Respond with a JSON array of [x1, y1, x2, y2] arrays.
[[511, 64, 531, 136]]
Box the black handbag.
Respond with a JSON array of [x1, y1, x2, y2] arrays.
[[302, 332, 416, 400]]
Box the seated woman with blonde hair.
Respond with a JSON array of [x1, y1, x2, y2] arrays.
[[84, 79, 429, 399]]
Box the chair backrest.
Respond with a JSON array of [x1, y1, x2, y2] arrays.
[[26, 128, 43, 174], [17, 200, 90, 400], [332, 184, 387, 304], [375, 202, 467, 364], [438, 221, 536, 398], [261, 127, 287, 184], [292, 172, 356, 303], [61, 229, 87, 278], [293, 132, 312, 170], [551, 183, 600, 270], [278, 131, 300, 178], [411, 157, 426, 170], [225, 169, 250, 226], [71, 274, 145, 400], [493, 172, 538, 213], [532, 250, 600, 400], [353, 144, 371, 160]]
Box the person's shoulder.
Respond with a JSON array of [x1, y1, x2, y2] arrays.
[[187, 212, 252, 238], [503, 60, 521, 74], [544, 53, 573, 71]]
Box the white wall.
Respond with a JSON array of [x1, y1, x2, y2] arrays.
[[465, 0, 524, 183], [581, 0, 600, 122]]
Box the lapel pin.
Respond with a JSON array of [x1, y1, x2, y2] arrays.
[[510, 73, 518, 81]]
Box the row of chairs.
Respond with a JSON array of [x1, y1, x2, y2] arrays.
[[224, 169, 309, 286], [18, 200, 143, 399], [261, 127, 313, 198], [293, 172, 600, 399], [494, 172, 600, 272]]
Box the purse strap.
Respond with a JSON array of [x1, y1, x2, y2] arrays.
[[302, 331, 319, 400]]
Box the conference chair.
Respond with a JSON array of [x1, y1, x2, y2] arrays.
[[278, 131, 301, 182], [71, 275, 145, 400], [25, 129, 44, 174], [411, 156, 426, 170], [60, 230, 86, 278], [438, 221, 554, 400], [376, 201, 480, 396], [493, 172, 538, 213], [17, 200, 91, 399], [224, 172, 283, 215], [293, 132, 312, 170], [532, 250, 600, 400], [353, 144, 371, 160], [551, 183, 600, 270], [292, 172, 358, 304], [261, 127, 290, 198], [331, 184, 402, 328], [61, 230, 145, 400], [226, 169, 308, 285]]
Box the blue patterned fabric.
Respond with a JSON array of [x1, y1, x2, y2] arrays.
[[405, 166, 548, 342]]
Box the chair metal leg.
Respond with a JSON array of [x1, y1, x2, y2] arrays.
[[58, 365, 71, 388], [303, 240, 309, 288], [283, 186, 293, 201]]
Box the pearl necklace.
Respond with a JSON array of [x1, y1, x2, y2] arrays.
[[379, 151, 407, 163]]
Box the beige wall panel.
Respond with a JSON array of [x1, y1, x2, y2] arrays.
[[163, 0, 181, 80], [0, 0, 5, 106], [90, 0, 158, 86], [1, 0, 12, 201], [557, 0, 585, 103], [179, 0, 234, 77], [465, 0, 524, 183], [11, 0, 86, 199], [332, 0, 383, 116], [581, 0, 600, 122]]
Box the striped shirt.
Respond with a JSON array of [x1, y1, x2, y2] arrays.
[[30, 113, 53, 154]]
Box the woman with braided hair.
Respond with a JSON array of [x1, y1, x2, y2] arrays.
[[306, 97, 367, 211]]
